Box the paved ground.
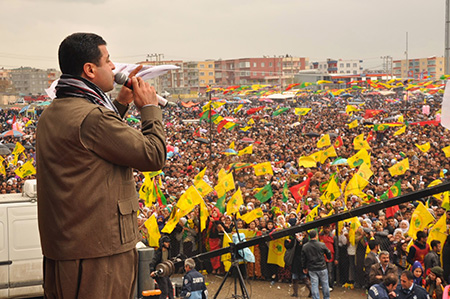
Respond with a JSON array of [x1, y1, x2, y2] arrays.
[[172, 274, 367, 299]]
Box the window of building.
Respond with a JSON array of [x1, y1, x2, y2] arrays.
[[209, 80, 213, 83], [261, 72, 265, 76], [208, 64, 213, 68], [200, 64, 204, 68], [261, 62, 265, 67], [208, 72, 213, 76], [200, 72, 204, 76], [269, 62, 273, 67], [353, 63, 357, 67], [200, 80, 205, 84], [340, 63, 344, 68], [270, 72, 273, 76], [253, 62, 257, 67], [253, 72, 257, 76], [346, 63, 350, 67]]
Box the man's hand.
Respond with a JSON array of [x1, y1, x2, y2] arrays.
[[436, 277, 442, 286], [132, 77, 158, 110], [150, 271, 156, 278], [116, 65, 143, 106], [376, 275, 383, 280], [388, 291, 397, 298]]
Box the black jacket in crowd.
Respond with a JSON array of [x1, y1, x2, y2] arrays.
[[300, 239, 331, 272]]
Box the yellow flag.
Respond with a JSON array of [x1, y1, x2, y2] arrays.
[[144, 214, 161, 247], [427, 214, 448, 253], [320, 146, 337, 164], [317, 134, 331, 148], [348, 216, 362, 245], [310, 151, 323, 163], [229, 141, 235, 150], [388, 158, 409, 176], [306, 206, 319, 223], [202, 101, 212, 111], [139, 177, 156, 206], [177, 186, 203, 211], [200, 200, 210, 232], [346, 105, 360, 114], [194, 167, 207, 184], [162, 208, 183, 234], [298, 156, 317, 168], [238, 145, 253, 156], [218, 168, 227, 182], [14, 160, 36, 178], [408, 202, 435, 238], [253, 162, 273, 176], [212, 101, 226, 109], [345, 174, 369, 198], [347, 148, 371, 168], [415, 142, 431, 153], [267, 237, 288, 267], [224, 122, 236, 129], [356, 162, 373, 181], [218, 172, 235, 193], [12, 142, 25, 156], [239, 208, 264, 224], [240, 126, 252, 132], [247, 118, 255, 125], [348, 119, 358, 129], [398, 115, 404, 123], [227, 188, 244, 215], [321, 178, 341, 203], [353, 133, 371, 150], [195, 179, 213, 197], [234, 104, 243, 114], [428, 179, 443, 200], [294, 108, 311, 116], [442, 145, 450, 157], [393, 125, 406, 136], [214, 182, 226, 198], [213, 115, 224, 125]]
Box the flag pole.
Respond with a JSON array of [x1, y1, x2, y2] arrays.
[[209, 88, 213, 164]]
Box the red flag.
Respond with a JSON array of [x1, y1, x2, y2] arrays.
[[363, 109, 384, 119], [12, 115, 16, 124], [285, 83, 300, 91], [367, 131, 374, 143], [289, 178, 311, 203], [217, 120, 229, 133], [246, 106, 265, 115], [193, 128, 201, 137], [315, 122, 321, 129], [333, 136, 343, 148], [385, 188, 399, 218]]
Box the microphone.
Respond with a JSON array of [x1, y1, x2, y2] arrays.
[[114, 72, 168, 107]]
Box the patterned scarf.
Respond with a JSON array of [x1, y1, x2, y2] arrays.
[[55, 74, 118, 114]]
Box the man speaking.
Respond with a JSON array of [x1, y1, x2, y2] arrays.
[[36, 32, 166, 298]]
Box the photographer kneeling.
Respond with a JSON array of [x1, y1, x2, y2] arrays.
[[180, 258, 208, 299], [150, 235, 174, 299]]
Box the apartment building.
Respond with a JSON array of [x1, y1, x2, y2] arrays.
[[393, 56, 444, 79]]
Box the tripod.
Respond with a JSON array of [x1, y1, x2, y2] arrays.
[[213, 243, 250, 299]]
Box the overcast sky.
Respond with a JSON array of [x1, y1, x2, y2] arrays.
[[0, 0, 446, 71]]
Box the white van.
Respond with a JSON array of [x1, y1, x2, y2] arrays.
[[0, 180, 43, 298]]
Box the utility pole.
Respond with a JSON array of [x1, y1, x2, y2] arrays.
[[380, 56, 392, 78], [446, 0, 450, 74], [405, 32, 409, 78]]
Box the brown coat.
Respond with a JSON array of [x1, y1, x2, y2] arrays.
[[369, 262, 398, 286], [37, 97, 166, 260]]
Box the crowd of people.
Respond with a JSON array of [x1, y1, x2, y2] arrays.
[[3, 84, 450, 298]]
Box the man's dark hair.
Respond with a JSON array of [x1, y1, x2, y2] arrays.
[[401, 270, 414, 281], [368, 239, 379, 250], [308, 230, 317, 239], [58, 33, 106, 76], [416, 231, 427, 240], [430, 240, 441, 249], [384, 273, 398, 287]]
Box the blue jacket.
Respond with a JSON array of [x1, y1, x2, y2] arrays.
[[180, 269, 207, 299], [395, 283, 430, 299], [368, 283, 390, 299]]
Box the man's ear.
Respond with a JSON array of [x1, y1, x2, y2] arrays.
[[82, 63, 96, 80]]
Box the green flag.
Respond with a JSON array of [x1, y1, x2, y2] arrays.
[[255, 184, 273, 203], [215, 195, 226, 213], [374, 124, 388, 131], [272, 107, 290, 116], [380, 180, 401, 200], [282, 181, 289, 202]]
